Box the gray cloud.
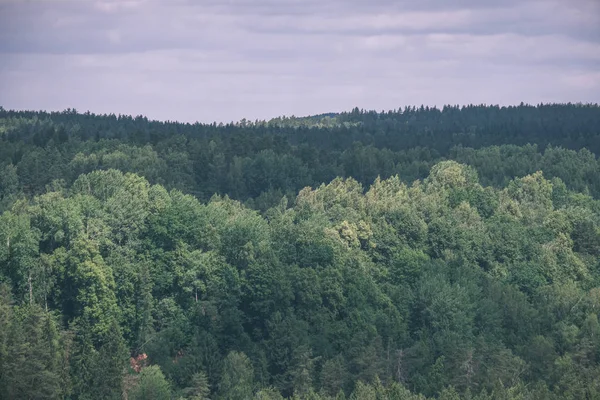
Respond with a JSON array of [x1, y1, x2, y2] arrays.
[[0, 0, 598, 122]]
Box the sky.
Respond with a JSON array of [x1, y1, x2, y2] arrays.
[[0, 0, 599, 123]]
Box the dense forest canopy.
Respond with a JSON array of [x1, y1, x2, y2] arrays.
[[1, 103, 599, 399], [1, 103, 600, 211]]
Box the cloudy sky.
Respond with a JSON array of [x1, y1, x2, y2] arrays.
[[0, 0, 599, 123]]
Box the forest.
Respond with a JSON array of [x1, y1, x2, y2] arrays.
[[0, 103, 599, 399]]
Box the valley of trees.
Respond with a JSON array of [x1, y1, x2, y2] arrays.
[[1, 103, 599, 399]]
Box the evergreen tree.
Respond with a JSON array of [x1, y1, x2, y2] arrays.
[[129, 365, 172, 400]]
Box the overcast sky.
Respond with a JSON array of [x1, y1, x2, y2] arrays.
[[0, 0, 599, 123]]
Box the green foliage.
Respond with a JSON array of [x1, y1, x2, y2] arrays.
[[1, 105, 600, 399], [182, 371, 211, 400], [218, 351, 255, 400], [129, 365, 172, 400], [0, 300, 70, 400]]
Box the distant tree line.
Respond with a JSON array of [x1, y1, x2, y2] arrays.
[[1, 104, 600, 214]]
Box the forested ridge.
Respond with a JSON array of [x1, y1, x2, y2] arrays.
[[2, 103, 600, 210], [1, 104, 600, 399]]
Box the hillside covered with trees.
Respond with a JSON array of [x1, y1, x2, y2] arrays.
[[1, 104, 600, 399]]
